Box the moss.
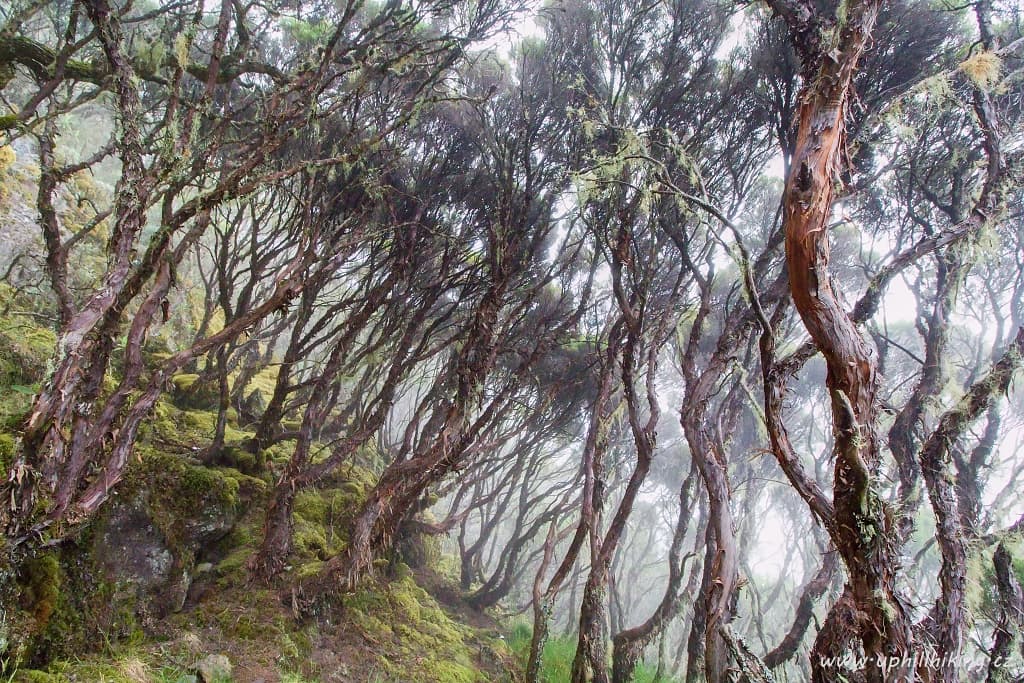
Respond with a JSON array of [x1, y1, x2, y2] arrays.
[[215, 467, 267, 501], [214, 545, 254, 586], [395, 520, 442, 570], [169, 374, 220, 409], [294, 559, 324, 581], [12, 541, 141, 669], [293, 525, 330, 560], [0, 315, 56, 387], [293, 490, 336, 525], [20, 554, 61, 627], [0, 432, 15, 472], [215, 609, 260, 640], [425, 660, 478, 683], [171, 373, 199, 391], [342, 575, 487, 682], [116, 451, 243, 580], [289, 469, 374, 566], [245, 365, 280, 403], [43, 655, 155, 682], [182, 408, 216, 432], [142, 401, 255, 457], [12, 671, 66, 683], [0, 313, 56, 432]]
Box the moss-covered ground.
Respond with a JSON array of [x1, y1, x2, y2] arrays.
[[10, 505, 516, 682], [0, 300, 517, 681]]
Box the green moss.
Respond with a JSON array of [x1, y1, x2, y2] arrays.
[[288, 468, 375, 567], [141, 400, 255, 458], [0, 432, 15, 472], [182, 409, 215, 432], [170, 373, 199, 391], [293, 525, 330, 560], [168, 374, 220, 409], [0, 315, 56, 389], [118, 452, 242, 567], [20, 554, 61, 626], [342, 575, 488, 682], [292, 491, 330, 524], [395, 518, 442, 570], [245, 365, 280, 402], [12, 542, 139, 669], [13, 670, 66, 683], [425, 660, 478, 683], [215, 467, 267, 500]]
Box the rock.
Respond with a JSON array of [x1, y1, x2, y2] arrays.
[[91, 453, 243, 618], [195, 653, 232, 682], [93, 497, 175, 593]]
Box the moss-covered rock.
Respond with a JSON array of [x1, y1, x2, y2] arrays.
[[91, 452, 256, 619], [395, 520, 443, 571], [1, 533, 146, 671], [169, 373, 220, 410], [286, 463, 376, 570]]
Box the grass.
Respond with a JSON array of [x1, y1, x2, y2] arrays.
[[506, 622, 679, 683]]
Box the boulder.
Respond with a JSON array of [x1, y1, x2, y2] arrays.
[[195, 653, 232, 683]]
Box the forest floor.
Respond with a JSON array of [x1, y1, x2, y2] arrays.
[[0, 295, 516, 683], [9, 490, 518, 683]]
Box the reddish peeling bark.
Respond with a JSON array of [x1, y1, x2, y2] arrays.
[[770, 0, 913, 677]]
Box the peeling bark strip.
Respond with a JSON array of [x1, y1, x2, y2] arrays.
[[768, 0, 915, 679]]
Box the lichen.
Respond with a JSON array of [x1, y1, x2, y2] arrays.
[[0, 144, 15, 174], [960, 51, 1002, 91]]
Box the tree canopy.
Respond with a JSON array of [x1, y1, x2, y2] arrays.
[[1, 0, 1023, 680]]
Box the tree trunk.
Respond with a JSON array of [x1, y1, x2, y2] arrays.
[[986, 543, 1024, 683], [611, 463, 696, 682], [918, 327, 1024, 682], [685, 524, 714, 683], [773, 0, 913, 677], [764, 551, 837, 669]]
